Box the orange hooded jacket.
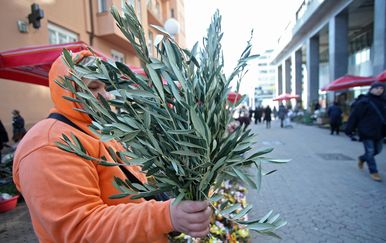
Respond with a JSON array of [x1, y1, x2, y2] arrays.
[[13, 51, 173, 243]]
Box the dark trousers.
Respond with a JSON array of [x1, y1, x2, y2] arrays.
[[360, 139, 383, 174], [266, 120, 271, 128], [330, 123, 340, 135]]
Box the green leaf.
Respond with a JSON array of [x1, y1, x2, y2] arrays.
[[173, 191, 185, 205], [232, 204, 253, 220], [166, 129, 195, 135], [267, 213, 281, 224], [246, 147, 273, 161], [150, 24, 171, 37], [190, 108, 206, 140], [171, 150, 201, 157], [62, 49, 74, 69], [176, 141, 206, 150], [221, 203, 241, 215], [109, 193, 131, 199], [146, 64, 165, 102], [265, 158, 291, 163], [55, 142, 73, 153], [158, 177, 179, 186], [258, 210, 273, 223], [232, 167, 257, 189], [209, 194, 222, 202], [247, 223, 274, 232], [99, 161, 120, 166]]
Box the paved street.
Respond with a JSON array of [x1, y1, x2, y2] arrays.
[[1, 120, 386, 242], [247, 120, 386, 243]]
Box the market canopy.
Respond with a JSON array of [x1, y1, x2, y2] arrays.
[[0, 42, 109, 86], [227, 91, 242, 104], [376, 70, 386, 82], [321, 74, 376, 91], [273, 93, 299, 101]]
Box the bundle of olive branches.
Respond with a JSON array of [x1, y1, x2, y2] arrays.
[[57, 3, 287, 235]]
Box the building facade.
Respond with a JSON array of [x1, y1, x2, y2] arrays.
[[252, 49, 276, 109], [0, 0, 186, 135], [270, 0, 385, 112]]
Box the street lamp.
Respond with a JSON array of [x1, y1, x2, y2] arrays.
[[164, 18, 180, 38]]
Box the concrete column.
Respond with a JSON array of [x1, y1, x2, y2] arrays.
[[277, 65, 283, 96], [373, 0, 386, 75], [307, 35, 319, 107], [294, 49, 303, 97], [284, 58, 291, 94], [329, 10, 348, 80]]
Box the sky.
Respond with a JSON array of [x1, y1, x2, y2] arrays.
[[184, 0, 301, 96]]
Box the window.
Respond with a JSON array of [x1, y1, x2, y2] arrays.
[[136, 0, 142, 19], [98, 0, 108, 13], [155, 1, 161, 19], [148, 31, 154, 57], [48, 23, 78, 44], [111, 50, 125, 63], [354, 48, 370, 65]]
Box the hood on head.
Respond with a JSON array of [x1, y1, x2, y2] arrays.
[[370, 81, 384, 89], [48, 50, 94, 125], [369, 81, 385, 95]]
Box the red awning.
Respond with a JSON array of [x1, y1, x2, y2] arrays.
[[227, 91, 242, 104], [273, 93, 299, 101], [0, 42, 165, 87], [376, 70, 386, 82], [0, 42, 110, 86], [321, 74, 376, 91]]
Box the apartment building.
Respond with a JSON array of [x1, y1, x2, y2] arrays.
[[252, 49, 276, 108], [271, 0, 385, 110], [0, 0, 186, 134]]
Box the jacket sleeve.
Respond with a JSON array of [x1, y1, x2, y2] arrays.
[[345, 101, 366, 135], [17, 145, 173, 243]]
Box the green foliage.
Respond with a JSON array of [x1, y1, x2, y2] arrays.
[[56, 4, 288, 235]]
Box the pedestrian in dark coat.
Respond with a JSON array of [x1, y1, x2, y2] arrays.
[[348, 94, 365, 141], [249, 107, 254, 121], [253, 106, 263, 124], [273, 106, 278, 120], [277, 104, 287, 128], [0, 119, 9, 162], [12, 110, 26, 143], [346, 81, 386, 181], [264, 106, 272, 128], [327, 101, 343, 135]]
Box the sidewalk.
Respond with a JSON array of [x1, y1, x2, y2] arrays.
[[0, 201, 37, 242], [1, 120, 385, 242], [247, 120, 386, 243]]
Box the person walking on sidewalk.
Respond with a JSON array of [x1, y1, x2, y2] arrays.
[[264, 105, 272, 128], [327, 101, 343, 135], [278, 103, 287, 128], [254, 106, 263, 124], [345, 81, 386, 182]]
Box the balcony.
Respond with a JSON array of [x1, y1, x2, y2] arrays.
[[94, 11, 135, 52], [146, 1, 163, 26]]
